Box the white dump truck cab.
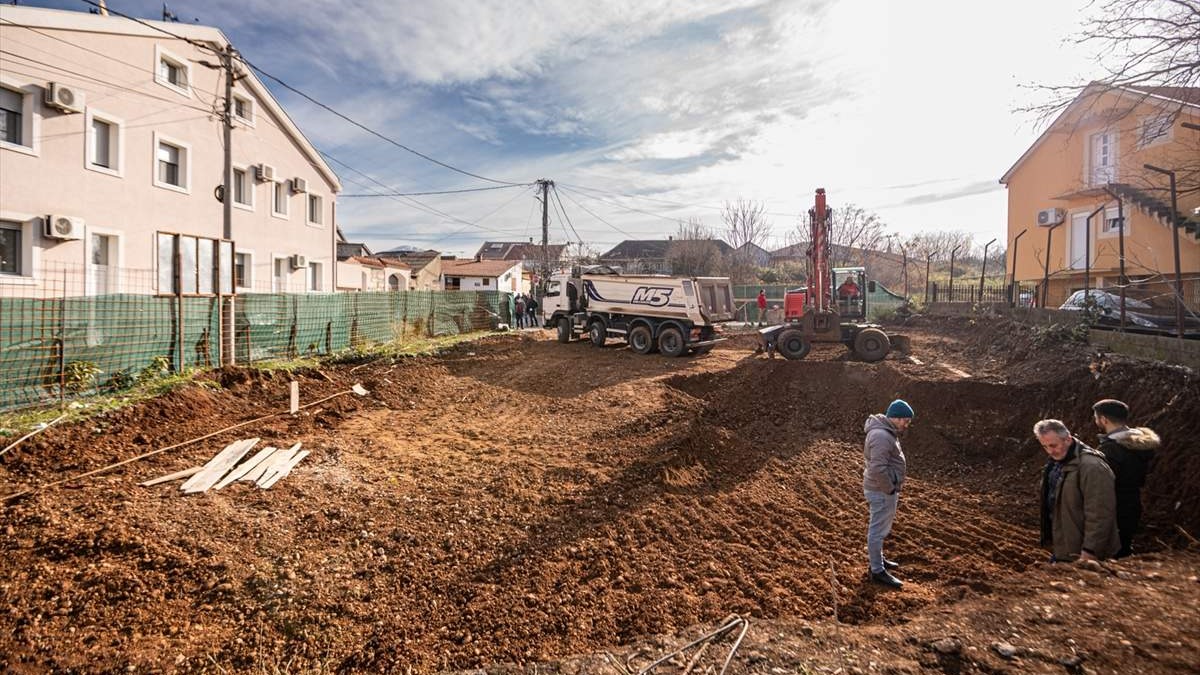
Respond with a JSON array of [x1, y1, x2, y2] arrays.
[[541, 268, 735, 357]]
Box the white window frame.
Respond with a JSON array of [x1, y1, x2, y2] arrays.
[[232, 164, 254, 211], [271, 179, 290, 219], [272, 254, 291, 293], [153, 132, 191, 194], [154, 44, 192, 98], [0, 213, 41, 284], [1099, 206, 1132, 239], [84, 227, 124, 295], [308, 261, 323, 292], [307, 193, 324, 227], [0, 77, 40, 157], [234, 249, 255, 292], [1084, 129, 1119, 187], [84, 108, 124, 177], [1137, 112, 1174, 149], [231, 92, 255, 127]]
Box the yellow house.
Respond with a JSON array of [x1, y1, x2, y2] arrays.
[[1000, 85, 1199, 308]]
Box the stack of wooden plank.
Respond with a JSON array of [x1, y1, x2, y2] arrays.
[[139, 438, 310, 493]]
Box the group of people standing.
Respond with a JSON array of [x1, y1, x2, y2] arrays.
[[862, 397, 1160, 589], [512, 293, 540, 329]]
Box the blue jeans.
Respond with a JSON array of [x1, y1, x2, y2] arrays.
[[865, 489, 899, 574]]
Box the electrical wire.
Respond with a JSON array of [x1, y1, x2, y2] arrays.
[[553, 189, 636, 238], [341, 184, 530, 198], [75, 0, 526, 187], [550, 184, 582, 244]]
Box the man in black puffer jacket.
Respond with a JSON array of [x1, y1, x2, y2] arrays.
[[1093, 399, 1160, 558]]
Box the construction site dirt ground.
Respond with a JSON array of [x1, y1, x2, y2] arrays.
[[2, 319, 1199, 673]]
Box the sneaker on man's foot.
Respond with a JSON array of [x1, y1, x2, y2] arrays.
[[883, 559, 900, 570], [871, 570, 903, 589]]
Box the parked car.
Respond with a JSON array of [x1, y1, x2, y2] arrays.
[[1059, 289, 1200, 335]]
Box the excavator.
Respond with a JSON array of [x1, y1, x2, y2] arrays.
[[758, 188, 909, 362]]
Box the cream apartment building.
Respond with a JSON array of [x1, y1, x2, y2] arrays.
[[0, 6, 341, 297]]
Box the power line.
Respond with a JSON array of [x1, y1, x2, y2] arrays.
[[550, 184, 582, 244], [555, 187, 635, 237], [560, 181, 803, 219], [75, 0, 525, 187], [557, 184, 682, 226], [341, 184, 529, 198]]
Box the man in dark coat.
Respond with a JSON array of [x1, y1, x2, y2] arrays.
[[1035, 419, 1120, 563], [1093, 399, 1160, 558]]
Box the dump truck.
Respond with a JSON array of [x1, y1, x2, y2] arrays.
[[541, 267, 736, 356]]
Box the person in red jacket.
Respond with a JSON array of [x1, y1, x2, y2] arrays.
[[756, 289, 768, 327]]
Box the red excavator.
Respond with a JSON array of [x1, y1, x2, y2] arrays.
[[758, 188, 908, 362]]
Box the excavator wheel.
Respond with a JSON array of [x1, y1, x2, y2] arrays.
[[776, 329, 812, 360], [854, 327, 891, 362]]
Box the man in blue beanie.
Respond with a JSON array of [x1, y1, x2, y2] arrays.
[[863, 399, 913, 588]]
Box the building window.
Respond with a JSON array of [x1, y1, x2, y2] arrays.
[[156, 233, 232, 295], [445, 277, 461, 290], [235, 252, 251, 289], [307, 194, 323, 225], [155, 45, 190, 95], [272, 181, 289, 218], [232, 93, 254, 125], [0, 222, 22, 275], [1101, 208, 1130, 236], [0, 86, 23, 146], [309, 262, 322, 291], [91, 118, 112, 167], [233, 167, 252, 207], [1138, 113, 1174, 148], [158, 142, 181, 185], [85, 110, 122, 175], [482, 278, 490, 286], [154, 133, 190, 193]]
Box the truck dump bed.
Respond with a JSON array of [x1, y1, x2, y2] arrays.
[[582, 274, 735, 323]]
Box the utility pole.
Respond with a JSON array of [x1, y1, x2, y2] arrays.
[[537, 179, 552, 277], [219, 44, 236, 365]]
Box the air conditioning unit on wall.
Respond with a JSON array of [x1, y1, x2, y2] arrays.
[[290, 177, 308, 194], [44, 82, 84, 113], [44, 215, 84, 240], [291, 254, 308, 269], [255, 163, 275, 182], [1037, 208, 1066, 227]]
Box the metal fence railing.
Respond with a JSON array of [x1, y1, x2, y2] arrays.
[[732, 282, 908, 323], [928, 281, 1036, 305], [0, 263, 509, 411]]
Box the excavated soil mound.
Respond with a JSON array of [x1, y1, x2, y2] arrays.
[[0, 328, 1196, 672]]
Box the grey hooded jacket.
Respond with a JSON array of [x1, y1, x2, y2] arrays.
[[863, 414, 906, 494]]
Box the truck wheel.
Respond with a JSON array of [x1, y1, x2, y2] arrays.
[[556, 317, 572, 343], [589, 321, 607, 347], [854, 327, 891, 362], [628, 325, 654, 354], [657, 326, 686, 357], [776, 329, 811, 360]]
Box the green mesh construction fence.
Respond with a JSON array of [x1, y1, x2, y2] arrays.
[[0, 289, 509, 411], [733, 282, 910, 323]]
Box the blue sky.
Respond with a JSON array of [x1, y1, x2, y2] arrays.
[[20, 0, 1101, 257]]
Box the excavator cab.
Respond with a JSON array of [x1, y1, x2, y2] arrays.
[[833, 267, 867, 321]]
